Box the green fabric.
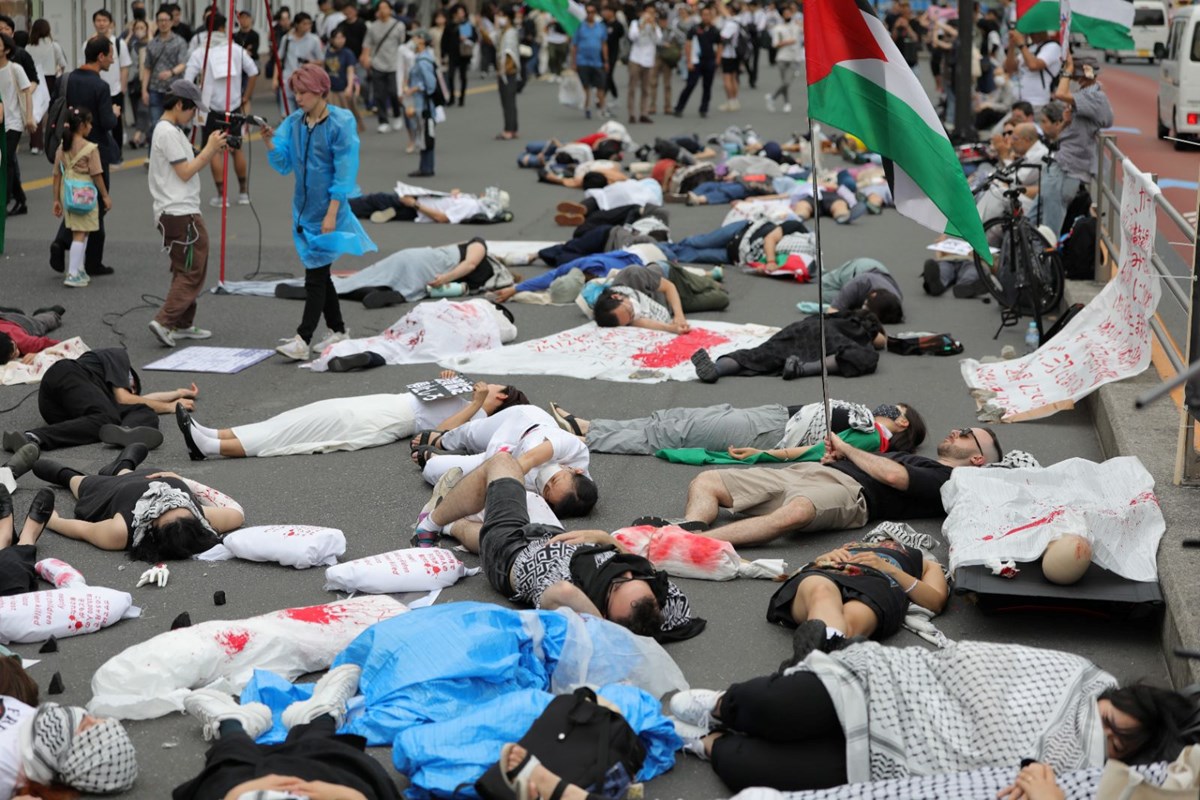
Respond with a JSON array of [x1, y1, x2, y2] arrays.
[[1016, 1, 1060, 33], [526, 0, 582, 34], [1072, 12, 1135, 50], [655, 428, 883, 465]]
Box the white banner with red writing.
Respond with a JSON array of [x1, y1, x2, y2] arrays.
[[439, 321, 779, 383], [960, 161, 1160, 420]]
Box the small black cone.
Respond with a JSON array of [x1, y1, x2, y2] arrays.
[[48, 672, 64, 694], [171, 612, 192, 630], [213, 591, 226, 606], [38, 636, 58, 654]]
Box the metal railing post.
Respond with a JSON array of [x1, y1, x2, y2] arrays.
[[1094, 134, 1117, 283], [1180, 170, 1200, 485]]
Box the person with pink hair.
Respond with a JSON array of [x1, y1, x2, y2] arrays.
[[263, 63, 376, 362]]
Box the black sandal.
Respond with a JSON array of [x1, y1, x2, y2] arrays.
[[410, 430, 444, 467], [549, 402, 583, 436]]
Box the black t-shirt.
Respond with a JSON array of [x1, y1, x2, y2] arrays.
[[234, 28, 261, 60], [73, 470, 197, 549], [458, 237, 495, 289], [727, 218, 806, 262], [173, 22, 193, 43], [337, 19, 368, 57], [12, 48, 37, 86], [78, 347, 141, 395], [828, 453, 953, 521], [691, 24, 720, 64], [605, 19, 625, 62]]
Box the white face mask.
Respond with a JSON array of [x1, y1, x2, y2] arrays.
[[497, 16, 510, 27], [533, 464, 563, 494]]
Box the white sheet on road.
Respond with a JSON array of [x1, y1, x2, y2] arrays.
[[941, 456, 1165, 582], [440, 321, 778, 383]]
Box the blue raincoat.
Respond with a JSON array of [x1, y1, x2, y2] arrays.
[[240, 603, 682, 799], [268, 104, 377, 268]]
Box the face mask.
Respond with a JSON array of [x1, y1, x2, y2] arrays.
[[533, 464, 562, 494], [873, 403, 902, 420]]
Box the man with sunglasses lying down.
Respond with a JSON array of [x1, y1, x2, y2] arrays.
[[672, 425, 1003, 547], [414, 451, 705, 642]]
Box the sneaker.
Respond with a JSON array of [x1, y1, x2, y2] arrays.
[[63, 273, 90, 288], [369, 207, 398, 224], [953, 280, 988, 299], [729, 98, 741, 111], [99, 442, 150, 477], [2, 432, 30, 453], [49, 241, 65, 273], [782, 103, 793, 113], [411, 466, 463, 547], [184, 688, 273, 742], [311, 329, 351, 354], [711, 266, 724, 282], [275, 334, 311, 361], [391, 118, 406, 131], [148, 320, 176, 347], [671, 718, 711, 760], [717, 101, 730, 112], [779, 619, 827, 672], [601, 107, 613, 118], [172, 326, 213, 340], [669, 689, 721, 729], [209, 196, 230, 208], [281, 664, 363, 729], [922, 259, 946, 296], [4, 442, 40, 480], [237, 193, 251, 205], [377, 122, 391, 133], [764, 93, 776, 112], [585, 108, 592, 120]]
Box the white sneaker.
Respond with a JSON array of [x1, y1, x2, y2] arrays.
[[275, 334, 311, 361], [281, 664, 363, 729], [237, 192, 251, 205], [672, 718, 711, 760], [717, 101, 730, 112], [311, 329, 351, 354], [413, 466, 463, 544], [377, 122, 391, 133], [370, 207, 397, 223], [390, 118, 405, 131], [63, 272, 90, 288], [782, 102, 793, 113], [669, 688, 721, 729], [764, 93, 776, 112], [729, 98, 741, 111], [148, 319, 176, 347], [209, 196, 230, 208], [172, 326, 212, 340], [184, 688, 273, 742]]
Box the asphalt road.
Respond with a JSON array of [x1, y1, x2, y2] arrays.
[[0, 60, 1168, 799]]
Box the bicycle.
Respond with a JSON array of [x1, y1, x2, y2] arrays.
[[971, 165, 1065, 338]]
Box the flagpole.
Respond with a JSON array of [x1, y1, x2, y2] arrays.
[[808, 120, 832, 438]]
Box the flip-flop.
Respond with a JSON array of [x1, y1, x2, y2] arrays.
[[549, 403, 583, 436], [499, 743, 540, 800], [631, 515, 670, 528]]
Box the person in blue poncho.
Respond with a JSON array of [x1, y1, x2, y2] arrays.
[[263, 63, 377, 362]]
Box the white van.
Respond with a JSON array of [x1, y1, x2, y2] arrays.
[[1107, 0, 1169, 62], [1159, 5, 1200, 146]]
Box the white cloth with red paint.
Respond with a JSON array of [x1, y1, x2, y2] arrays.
[[324, 547, 480, 594], [304, 299, 518, 373], [440, 321, 778, 383], [87, 595, 407, 719], [612, 525, 786, 580], [0, 560, 140, 643], [195, 524, 347, 569], [941, 456, 1164, 582], [0, 337, 90, 386]]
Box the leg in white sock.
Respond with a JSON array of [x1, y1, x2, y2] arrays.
[[190, 427, 225, 457], [68, 237, 87, 277]]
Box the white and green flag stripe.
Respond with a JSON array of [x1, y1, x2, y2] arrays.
[[1018, 0, 1134, 49]]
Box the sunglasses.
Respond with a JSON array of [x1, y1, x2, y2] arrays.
[[956, 427, 985, 458], [1002, 130, 1014, 136]]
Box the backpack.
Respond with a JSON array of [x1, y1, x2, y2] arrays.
[[668, 162, 715, 195], [43, 72, 72, 165], [887, 333, 964, 356], [735, 23, 753, 64], [474, 687, 646, 800], [1060, 215, 1096, 281]]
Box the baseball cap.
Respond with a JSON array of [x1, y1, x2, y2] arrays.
[[168, 78, 207, 113]]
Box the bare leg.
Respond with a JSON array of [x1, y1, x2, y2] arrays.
[[430, 453, 524, 527], [793, 200, 814, 220], [702, 498, 815, 547], [0, 512, 11, 548], [216, 429, 237, 440], [789, 574, 848, 633], [503, 743, 594, 800], [220, 438, 247, 458], [702, 731, 724, 758], [445, 519, 483, 553], [68, 475, 85, 498], [683, 471, 734, 524]]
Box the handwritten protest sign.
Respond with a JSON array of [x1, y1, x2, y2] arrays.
[[407, 375, 475, 402], [960, 161, 1160, 420]]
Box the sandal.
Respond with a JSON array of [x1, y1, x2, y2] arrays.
[[499, 742, 540, 800], [631, 515, 670, 528], [410, 430, 444, 466], [549, 403, 583, 436]]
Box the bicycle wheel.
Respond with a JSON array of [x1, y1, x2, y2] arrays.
[[1024, 220, 1065, 314], [972, 216, 1020, 307]]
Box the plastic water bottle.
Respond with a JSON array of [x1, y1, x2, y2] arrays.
[[1024, 321, 1040, 354], [428, 282, 466, 298]]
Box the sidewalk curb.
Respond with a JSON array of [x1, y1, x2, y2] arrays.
[[1062, 279, 1200, 688]]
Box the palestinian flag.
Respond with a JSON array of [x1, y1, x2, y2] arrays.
[[804, 0, 991, 263], [526, 0, 586, 35], [1018, 0, 1135, 49]]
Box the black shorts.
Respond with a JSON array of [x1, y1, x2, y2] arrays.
[[478, 477, 564, 596], [200, 113, 242, 149], [766, 568, 909, 639], [0, 545, 37, 597], [577, 65, 606, 90], [721, 57, 740, 75]]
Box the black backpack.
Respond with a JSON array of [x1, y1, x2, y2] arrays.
[[735, 24, 753, 64], [887, 332, 964, 356], [43, 72, 71, 164], [475, 687, 646, 800], [1061, 215, 1096, 281]]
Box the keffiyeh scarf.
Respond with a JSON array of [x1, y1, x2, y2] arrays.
[[19, 703, 138, 793], [130, 481, 217, 551], [778, 400, 874, 450]]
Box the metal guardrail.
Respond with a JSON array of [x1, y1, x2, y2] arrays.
[[1093, 133, 1199, 485]]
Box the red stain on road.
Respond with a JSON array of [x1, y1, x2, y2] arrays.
[[633, 329, 731, 368]]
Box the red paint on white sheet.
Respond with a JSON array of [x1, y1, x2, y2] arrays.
[[216, 629, 251, 656], [632, 329, 731, 369]]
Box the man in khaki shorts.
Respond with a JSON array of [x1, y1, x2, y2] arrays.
[[673, 425, 1003, 546]]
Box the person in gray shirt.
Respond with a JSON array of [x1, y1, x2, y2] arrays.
[[1048, 53, 1112, 233], [275, 11, 324, 115], [361, 0, 407, 131], [142, 7, 188, 146]]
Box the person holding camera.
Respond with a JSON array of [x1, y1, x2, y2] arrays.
[[146, 80, 228, 348], [183, 12, 258, 209]]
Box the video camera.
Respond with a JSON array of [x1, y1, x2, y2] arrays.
[[211, 112, 270, 150]]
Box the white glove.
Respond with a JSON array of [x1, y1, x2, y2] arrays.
[[136, 563, 170, 588]]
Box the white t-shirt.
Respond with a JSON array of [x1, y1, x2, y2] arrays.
[[0, 695, 33, 799], [410, 393, 484, 432], [626, 20, 661, 69], [719, 18, 739, 59], [0, 62, 31, 132], [415, 195, 485, 224], [148, 119, 201, 217], [184, 38, 259, 116], [1014, 40, 1061, 107], [771, 20, 802, 62], [81, 34, 131, 96]]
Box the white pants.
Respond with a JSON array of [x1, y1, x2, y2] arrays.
[[233, 394, 416, 457]]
